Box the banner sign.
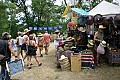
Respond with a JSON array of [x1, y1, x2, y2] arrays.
[[38, 27, 43, 30], [54, 26, 58, 30], [48, 27, 52, 30], [8, 59, 24, 75], [43, 27, 47, 30], [29, 27, 33, 30], [33, 27, 37, 30], [28, 26, 60, 30], [58, 25, 62, 29]]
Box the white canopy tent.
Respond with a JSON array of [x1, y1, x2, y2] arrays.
[[89, 1, 120, 16]]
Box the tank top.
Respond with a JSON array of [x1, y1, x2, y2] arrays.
[[97, 32, 104, 41], [18, 36, 23, 46]]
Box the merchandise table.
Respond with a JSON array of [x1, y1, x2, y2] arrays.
[[106, 49, 120, 65]]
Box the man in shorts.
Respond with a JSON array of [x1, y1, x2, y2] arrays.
[[43, 31, 51, 55]]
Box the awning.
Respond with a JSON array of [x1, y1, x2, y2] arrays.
[[71, 8, 89, 15]]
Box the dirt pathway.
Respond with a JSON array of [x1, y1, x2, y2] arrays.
[[12, 43, 120, 80]]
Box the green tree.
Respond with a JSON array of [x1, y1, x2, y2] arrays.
[[0, 1, 9, 34]]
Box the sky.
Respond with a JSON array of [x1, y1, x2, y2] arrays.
[[25, 0, 120, 6], [25, 0, 79, 6]]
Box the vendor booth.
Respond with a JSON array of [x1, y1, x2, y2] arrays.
[[55, 0, 120, 72]]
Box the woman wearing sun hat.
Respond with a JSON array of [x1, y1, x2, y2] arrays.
[[54, 30, 62, 51], [22, 28, 30, 61], [94, 25, 106, 47], [94, 25, 106, 66], [38, 33, 44, 57]]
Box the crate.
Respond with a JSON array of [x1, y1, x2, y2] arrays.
[[71, 54, 81, 72]]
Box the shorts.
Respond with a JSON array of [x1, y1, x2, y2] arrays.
[[38, 45, 43, 47], [17, 46, 21, 55], [44, 43, 50, 47], [21, 43, 27, 50]]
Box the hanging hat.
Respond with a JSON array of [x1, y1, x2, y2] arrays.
[[89, 40, 94, 46], [23, 28, 30, 34], [100, 40, 106, 47], [94, 14, 103, 24], [78, 27, 86, 32], [38, 33, 43, 37], [59, 55, 67, 60], [55, 30, 59, 33], [99, 25, 106, 29]]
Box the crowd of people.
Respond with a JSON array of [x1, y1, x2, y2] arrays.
[[0, 28, 53, 79], [0, 25, 108, 79]]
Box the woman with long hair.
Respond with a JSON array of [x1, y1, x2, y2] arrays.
[[27, 34, 42, 69]]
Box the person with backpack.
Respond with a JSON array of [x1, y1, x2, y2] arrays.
[[0, 32, 18, 80]]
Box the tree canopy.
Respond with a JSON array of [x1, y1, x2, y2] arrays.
[[0, 0, 115, 37]]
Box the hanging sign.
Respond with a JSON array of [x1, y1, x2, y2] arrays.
[[43, 27, 47, 30], [58, 25, 62, 29], [38, 27, 43, 30], [48, 27, 52, 30], [33, 27, 37, 30], [29, 27, 33, 30], [54, 26, 58, 30]]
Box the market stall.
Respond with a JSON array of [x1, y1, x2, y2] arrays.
[[56, 1, 120, 71]]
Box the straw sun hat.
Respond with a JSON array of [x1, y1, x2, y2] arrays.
[[89, 40, 94, 46], [23, 28, 30, 34], [38, 33, 43, 37], [78, 27, 86, 32], [55, 30, 60, 33], [100, 40, 106, 47], [99, 25, 106, 29], [59, 55, 67, 60]]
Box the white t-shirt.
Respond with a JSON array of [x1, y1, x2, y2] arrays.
[[18, 36, 23, 46]]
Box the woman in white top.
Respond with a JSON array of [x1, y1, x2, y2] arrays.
[[16, 32, 24, 58], [54, 30, 62, 51]]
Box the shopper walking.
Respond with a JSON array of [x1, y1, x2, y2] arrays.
[[38, 33, 44, 57], [16, 32, 24, 58], [27, 34, 42, 69], [0, 32, 18, 80], [43, 31, 51, 55], [22, 29, 30, 61]]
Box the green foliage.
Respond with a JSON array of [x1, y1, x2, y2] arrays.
[[78, 0, 113, 11]]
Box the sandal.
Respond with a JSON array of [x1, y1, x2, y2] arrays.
[[28, 66, 31, 69], [40, 54, 43, 57], [38, 63, 42, 66], [96, 63, 100, 67], [27, 63, 33, 66]]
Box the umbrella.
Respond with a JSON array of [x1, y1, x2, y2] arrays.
[[71, 8, 89, 15]]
